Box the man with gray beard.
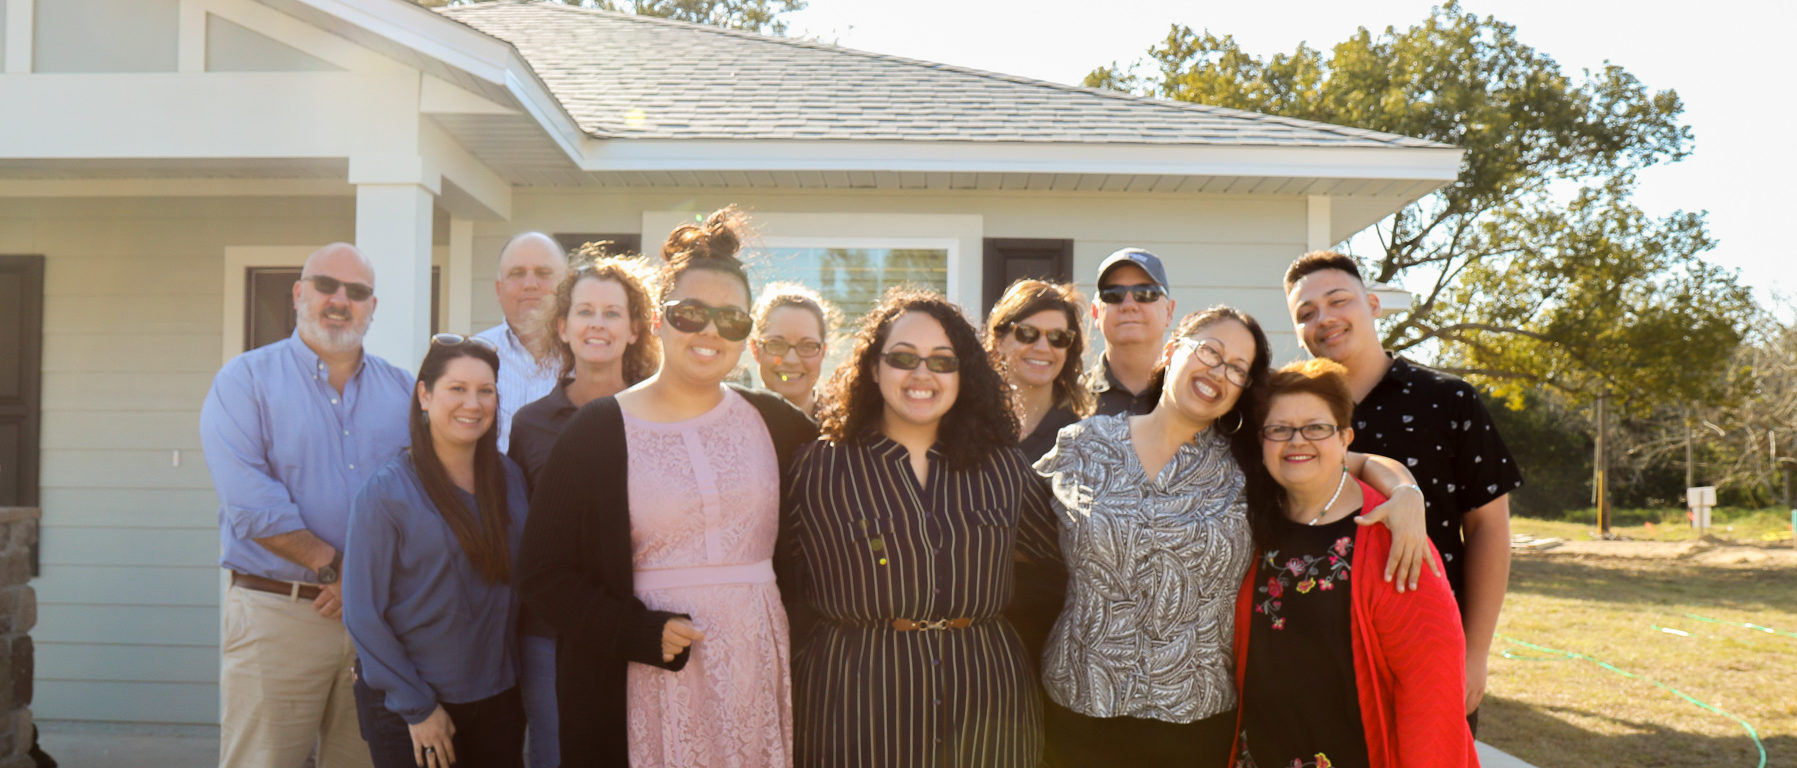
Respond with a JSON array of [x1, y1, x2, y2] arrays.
[[201, 243, 413, 768]]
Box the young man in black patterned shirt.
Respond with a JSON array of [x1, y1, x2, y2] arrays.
[[1284, 251, 1523, 733]]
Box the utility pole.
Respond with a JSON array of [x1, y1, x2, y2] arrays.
[[1596, 390, 1610, 536], [1685, 407, 1695, 491]]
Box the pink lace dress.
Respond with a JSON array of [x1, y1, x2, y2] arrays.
[[623, 389, 793, 767]]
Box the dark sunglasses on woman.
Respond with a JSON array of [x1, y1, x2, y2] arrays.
[[881, 350, 960, 373], [1007, 324, 1075, 349], [1097, 283, 1166, 305], [305, 275, 374, 302], [430, 332, 498, 351], [662, 299, 754, 342]]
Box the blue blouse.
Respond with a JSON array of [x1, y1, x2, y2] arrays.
[[343, 451, 530, 724]]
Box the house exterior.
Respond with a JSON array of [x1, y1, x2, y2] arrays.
[[0, 0, 1461, 724]]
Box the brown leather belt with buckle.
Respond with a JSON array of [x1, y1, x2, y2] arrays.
[[890, 617, 975, 632], [231, 571, 322, 601]]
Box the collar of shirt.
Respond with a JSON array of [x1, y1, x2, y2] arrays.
[[863, 430, 945, 462], [283, 329, 366, 380]]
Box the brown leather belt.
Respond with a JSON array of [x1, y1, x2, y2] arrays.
[[890, 617, 975, 632], [232, 571, 322, 601]]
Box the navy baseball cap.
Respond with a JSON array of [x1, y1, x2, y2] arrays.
[[1096, 248, 1170, 291]]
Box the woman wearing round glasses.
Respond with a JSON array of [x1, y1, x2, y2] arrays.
[[1231, 359, 1474, 767], [786, 288, 1060, 767], [342, 333, 529, 768], [1032, 307, 1431, 766], [518, 207, 816, 767], [751, 283, 840, 417]]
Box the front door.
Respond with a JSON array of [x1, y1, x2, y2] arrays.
[[243, 266, 441, 351], [0, 255, 43, 510], [982, 238, 1074, 316]]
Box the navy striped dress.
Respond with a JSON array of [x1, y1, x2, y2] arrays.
[[785, 435, 1060, 768]]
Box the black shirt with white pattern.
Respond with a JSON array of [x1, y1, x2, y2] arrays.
[[1348, 355, 1523, 603], [1088, 357, 1158, 417]]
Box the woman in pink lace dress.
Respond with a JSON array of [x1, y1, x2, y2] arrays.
[[518, 207, 817, 768]]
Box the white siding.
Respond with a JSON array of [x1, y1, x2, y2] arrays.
[[33, 0, 179, 73]]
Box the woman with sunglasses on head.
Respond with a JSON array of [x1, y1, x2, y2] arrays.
[[518, 207, 816, 768], [1033, 307, 1432, 767], [786, 288, 1060, 768], [505, 248, 658, 768], [342, 334, 529, 768], [1231, 359, 1475, 768], [751, 283, 840, 418]]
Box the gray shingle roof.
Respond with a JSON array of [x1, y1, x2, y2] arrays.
[[436, 1, 1446, 148]]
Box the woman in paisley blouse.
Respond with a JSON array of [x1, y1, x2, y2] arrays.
[[1231, 359, 1475, 768], [1033, 306, 1432, 766]]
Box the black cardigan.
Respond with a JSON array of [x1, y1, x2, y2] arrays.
[[516, 385, 817, 768]]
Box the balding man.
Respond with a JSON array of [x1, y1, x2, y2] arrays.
[[474, 232, 568, 451], [201, 243, 412, 768]]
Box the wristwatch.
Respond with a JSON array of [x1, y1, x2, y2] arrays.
[[316, 551, 343, 585]]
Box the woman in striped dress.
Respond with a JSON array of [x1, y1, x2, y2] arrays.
[[786, 288, 1059, 768]]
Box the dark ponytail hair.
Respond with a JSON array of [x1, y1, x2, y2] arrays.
[[657, 205, 753, 306], [408, 340, 513, 585]]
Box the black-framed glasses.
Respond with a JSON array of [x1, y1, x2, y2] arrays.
[[661, 299, 753, 341], [1260, 422, 1342, 442], [430, 332, 498, 351], [760, 337, 824, 358], [1097, 283, 1166, 305], [881, 350, 960, 373], [1175, 336, 1250, 387], [304, 275, 373, 302], [1007, 324, 1075, 349]]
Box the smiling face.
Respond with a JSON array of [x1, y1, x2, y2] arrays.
[[1093, 262, 1174, 348], [753, 305, 826, 397], [654, 268, 751, 385], [558, 275, 638, 370], [417, 355, 498, 450], [997, 308, 1071, 391], [292, 244, 377, 355], [1260, 391, 1354, 491], [1287, 268, 1381, 363], [877, 311, 960, 439], [1161, 318, 1257, 427]]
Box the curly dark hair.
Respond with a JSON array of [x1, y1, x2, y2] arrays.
[[530, 248, 660, 386], [818, 288, 1018, 470], [983, 278, 1094, 418]]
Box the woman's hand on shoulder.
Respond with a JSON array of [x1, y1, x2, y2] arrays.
[[1355, 484, 1435, 592]]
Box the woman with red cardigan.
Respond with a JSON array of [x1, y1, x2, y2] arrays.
[[1232, 358, 1478, 768]]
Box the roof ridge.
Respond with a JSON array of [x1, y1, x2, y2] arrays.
[[439, 2, 1447, 149]]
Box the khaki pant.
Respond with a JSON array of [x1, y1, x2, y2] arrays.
[[220, 583, 373, 768]]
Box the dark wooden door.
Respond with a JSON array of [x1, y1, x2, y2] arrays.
[[0, 255, 43, 509], [982, 238, 1074, 317], [244, 267, 440, 351]]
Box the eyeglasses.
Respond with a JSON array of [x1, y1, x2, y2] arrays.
[[1007, 324, 1075, 349], [1260, 422, 1342, 442], [759, 337, 824, 358], [1097, 283, 1166, 305], [1175, 337, 1251, 388], [304, 275, 373, 302], [661, 299, 753, 342], [881, 350, 960, 373], [430, 332, 498, 351]]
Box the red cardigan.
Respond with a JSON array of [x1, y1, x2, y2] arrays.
[[1231, 481, 1479, 767]]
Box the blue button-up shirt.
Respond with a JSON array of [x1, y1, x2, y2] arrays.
[[343, 452, 529, 723], [474, 321, 558, 453], [200, 332, 415, 583]]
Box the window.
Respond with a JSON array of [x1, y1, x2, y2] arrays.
[[749, 245, 949, 323]]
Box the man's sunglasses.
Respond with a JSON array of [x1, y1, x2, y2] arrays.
[[881, 350, 960, 373], [1006, 324, 1075, 349], [430, 332, 498, 351], [305, 275, 373, 302], [760, 337, 824, 358], [662, 299, 753, 342], [1097, 283, 1166, 305]]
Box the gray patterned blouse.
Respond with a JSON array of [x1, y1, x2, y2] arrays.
[[1032, 413, 1253, 724]]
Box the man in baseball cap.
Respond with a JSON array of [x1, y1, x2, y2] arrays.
[[1087, 248, 1176, 415]]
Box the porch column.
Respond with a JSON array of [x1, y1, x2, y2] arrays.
[[1306, 195, 1333, 252], [357, 183, 435, 372]]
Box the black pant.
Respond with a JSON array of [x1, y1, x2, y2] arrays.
[[354, 675, 525, 768], [1044, 698, 1236, 767]]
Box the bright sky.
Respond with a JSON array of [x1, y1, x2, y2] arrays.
[[788, 0, 1794, 313]]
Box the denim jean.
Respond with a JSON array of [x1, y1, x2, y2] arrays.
[[519, 634, 560, 768], [352, 671, 524, 768]]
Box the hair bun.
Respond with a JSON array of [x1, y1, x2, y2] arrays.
[[661, 205, 747, 265]]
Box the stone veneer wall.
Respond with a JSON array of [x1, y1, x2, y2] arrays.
[[0, 509, 37, 768]]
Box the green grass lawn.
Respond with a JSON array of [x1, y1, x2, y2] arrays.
[[1482, 551, 1796, 767], [1512, 507, 1795, 544]]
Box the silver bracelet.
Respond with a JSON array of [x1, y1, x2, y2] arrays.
[[1391, 483, 1423, 497]]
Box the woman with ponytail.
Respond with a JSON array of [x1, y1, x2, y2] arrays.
[[519, 206, 817, 767], [343, 333, 530, 768]]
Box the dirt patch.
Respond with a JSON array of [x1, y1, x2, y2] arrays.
[[1518, 537, 1797, 567]]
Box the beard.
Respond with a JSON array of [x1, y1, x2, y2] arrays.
[[297, 304, 370, 354]]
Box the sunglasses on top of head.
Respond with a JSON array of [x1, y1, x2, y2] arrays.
[[304, 275, 373, 302], [1097, 283, 1166, 305], [1006, 324, 1076, 349], [881, 350, 960, 374], [661, 299, 753, 342], [430, 332, 498, 351]]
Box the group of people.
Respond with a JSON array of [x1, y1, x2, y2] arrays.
[[201, 205, 1521, 768]]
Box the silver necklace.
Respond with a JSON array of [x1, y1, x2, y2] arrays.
[[1306, 468, 1351, 525]]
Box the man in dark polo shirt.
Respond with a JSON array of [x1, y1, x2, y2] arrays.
[[1284, 250, 1522, 732], [1086, 248, 1177, 416]]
